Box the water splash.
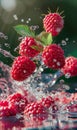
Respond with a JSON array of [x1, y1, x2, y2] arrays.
[[0, 48, 15, 59], [0, 32, 8, 40]]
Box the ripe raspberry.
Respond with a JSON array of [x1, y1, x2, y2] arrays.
[[19, 37, 43, 58], [43, 13, 64, 36], [24, 102, 48, 121], [67, 104, 77, 113], [61, 56, 77, 77], [11, 56, 36, 81], [42, 44, 65, 69], [8, 93, 28, 113], [0, 100, 17, 117], [40, 96, 55, 109]]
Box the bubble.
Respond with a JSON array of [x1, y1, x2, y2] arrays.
[[21, 19, 24, 23], [73, 40, 76, 43], [30, 25, 39, 31], [65, 38, 69, 41], [4, 43, 10, 48], [13, 14, 18, 20], [59, 79, 64, 84], [65, 73, 71, 79], [62, 84, 70, 90], [53, 59, 57, 62], [26, 20, 29, 24], [0, 32, 8, 40], [57, 62, 60, 66], [28, 18, 31, 21], [61, 40, 67, 46]]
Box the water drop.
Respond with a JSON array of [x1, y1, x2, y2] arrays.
[[57, 62, 60, 66], [26, 20, 29, 24], [21, 19, 24, 22], [65, 38, 69, 41], [65, 73, 71, 79], [62, 84, 70, 90], [28, 18, 31, 21], [13, 14, 18, 20], [61, 40, 67, 46]]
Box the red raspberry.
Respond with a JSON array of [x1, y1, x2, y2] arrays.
[[0, 100, 17, 117], [43, 13, 64, 36], [67, 104, 77, 113], [8, 93, 28, 113], [24, 102, 48, 121], [40, 96, 55, 108], [42, 44, 65, 69], [61, 56, 77, 77], [19, 37, 43, 58], [11, 56, 36, 81]]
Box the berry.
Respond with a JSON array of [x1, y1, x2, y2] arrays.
[[11, 56, 36, 81], [43, 13, 64, 36], [19, 36, 43, 58], [67, 104, 77, 113], [40, 96, 55, 108], [42, 44, 65, 69], [0, 100, 17, 117], [8, 93, 28, 113], [61, 56, 77, 77], [24, 102, 48, 121]]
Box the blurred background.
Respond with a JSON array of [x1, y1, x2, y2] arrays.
[[0, 0, 77, 92]]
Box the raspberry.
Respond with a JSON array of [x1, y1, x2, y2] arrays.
[[19, 36, 43, 58], [67, 104, 77, 113], [61, 56, 77, 77], [40, 96, 55, 108], [42, 44, 65, 69], [24, 102, 48, 121], [11, 56, 36, 81], [0, 100, 17, 117], [8, 93, 28, 113], [43, 13, 64, 36]]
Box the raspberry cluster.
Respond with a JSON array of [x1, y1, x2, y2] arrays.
[[11, 11, 77, 82], [1, 11, 77, 127]]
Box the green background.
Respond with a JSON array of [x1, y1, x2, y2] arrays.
[[0, 0, 77, 92]]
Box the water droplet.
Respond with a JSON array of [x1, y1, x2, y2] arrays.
[[4, 43, 10, 48], [59, 79, 64, 84], [28, 18, 31, 21], [0, 32, 8, 40], [53, 59, 57, 62], [13, 14, 18, 20], [57, 62, 60, 66], [61, 40, 67, 46], [65, 73, 71, 79], [23, 70, 26, 73], [21, 19, 24, 22], [26, 20, 29, 24], [62, 84, 70, 90], [65, 38, 69, 41]]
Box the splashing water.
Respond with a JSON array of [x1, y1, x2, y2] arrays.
[[1, 37, 76, 100], [0, 46, 65, 100], [0, 41, 77, 130]]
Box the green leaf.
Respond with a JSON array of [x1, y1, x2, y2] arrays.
[[31, 45, 43, 52], [37, 31, 53, 46], [14, 25, 35, 37]]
